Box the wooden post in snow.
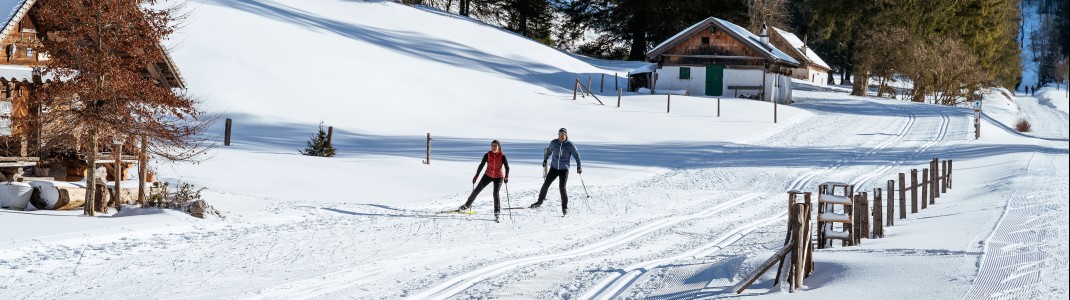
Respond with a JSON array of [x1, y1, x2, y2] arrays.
[[873, 188, 883, 238], [942, 160, 948, 193], [898, 173, 906, 219], [423, 132, 431, 165], [947, 159, 953, 190], [717, 97, 721, 117], [933, 158, 941, 199], [224, 118, 232, 146], [573, 79, 579, 100], [922, 168, 929, 209], [600, 74, 604, 93], [617, 89, 622, 108], [666, 94, 671, 113], [587, 76, 592, 96], [614, 73, 618, 91], [910, 169, 918, 214], [886, 180, 894, 226]]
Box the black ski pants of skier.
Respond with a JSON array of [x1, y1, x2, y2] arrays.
[[536, 168, 569, 211], [464, 175, 502, 214]]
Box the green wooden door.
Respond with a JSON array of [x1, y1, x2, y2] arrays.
[[705, 64, 724, 96]]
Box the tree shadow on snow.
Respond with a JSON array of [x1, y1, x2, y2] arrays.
[[199, 0, 620, 95], [211, 112, 1067, 170]]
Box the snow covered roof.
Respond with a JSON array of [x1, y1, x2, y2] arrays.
[[629, 63, 657, 74], [0, 0, 34, 44], [771, 27, 831, 71], [647, 17, 799, 67], [0, 0, 185, 88]]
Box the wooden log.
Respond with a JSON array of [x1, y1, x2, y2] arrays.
[[921, 168, 928, 209], [886, 180, 894, 226], [899, 173, 906, 219], [56, 186, 87, 210], [735, 243, 794, 293], [910, 169, 918, 214]]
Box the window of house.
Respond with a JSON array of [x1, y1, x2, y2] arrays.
[[701, 37, 710, 44], [680, 67, 691, 80], [26, 47, 33, 58]]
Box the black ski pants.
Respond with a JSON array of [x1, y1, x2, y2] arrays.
[[464, 175, 502, 214], [537, 168, 569, 211]]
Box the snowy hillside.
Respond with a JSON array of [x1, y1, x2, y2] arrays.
[[1, 1, 1067, 299]]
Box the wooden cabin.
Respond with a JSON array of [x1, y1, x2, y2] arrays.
[[0, 0, 184, 181], [770, 27, 831, 86], [645, 18, 799, 103]]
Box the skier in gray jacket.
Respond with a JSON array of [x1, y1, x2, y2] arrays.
[[528, 128, 581, 215]]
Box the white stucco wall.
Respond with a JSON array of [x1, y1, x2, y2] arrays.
[[653, 66, 792, 103], [792, 67, 828, 86]]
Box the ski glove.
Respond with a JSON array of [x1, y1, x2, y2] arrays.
[[577, 168, 582, 174], [504, 177, 509, 184], [472, 175, 477, 184], [542, 161, 547, 168]]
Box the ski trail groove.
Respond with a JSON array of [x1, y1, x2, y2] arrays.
[[406, 193, 765, 300]]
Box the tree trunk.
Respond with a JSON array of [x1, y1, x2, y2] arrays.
[[912, 78, 926, 102], [138, 135, 147, 205], [851, 72, 868, 96], [84, 129, 97, 216]]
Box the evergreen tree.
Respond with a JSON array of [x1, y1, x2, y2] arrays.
[[301, 123, 336, 157]]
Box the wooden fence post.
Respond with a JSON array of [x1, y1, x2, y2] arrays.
[[667, 94, 671, 113], [224, 118, 232, 146], [793, 203, 807, 292], [774, 100, 778, 123], [933, 158, 941, 199], [910, 169, 918, 214], [930, 159, 937, 203], [922, 168, 929, 209], [573, 79, 579, 100], [899, 173, 906, 219], [614, 73, 618, 91], [600, 73, 604, 93], [423, 132, 431, 164], [873, 188, 883, 238], [617, 89, 622, 108], [942, 160, 948, 193], [886, 180, 894, 226], [138, 135, 147, 205], [717, 97, 721, 117]]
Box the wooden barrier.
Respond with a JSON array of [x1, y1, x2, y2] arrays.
[[898, 173, 906, 219], [921, 168, 928, 209], [910, 169, 918, 213], [872, 188, 884, 238], [817, 182, 854, 248], [738, 200, 812, 293], [886, 180, 894, 227]]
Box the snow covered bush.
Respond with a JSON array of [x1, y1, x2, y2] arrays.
[[1016, 118, 1032, 132], [301, 122, 336, 157], [147, 181, 222, 218]]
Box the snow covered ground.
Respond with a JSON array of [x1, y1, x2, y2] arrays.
[[1, 1, 1067, 299]]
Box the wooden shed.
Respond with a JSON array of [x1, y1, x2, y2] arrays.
[[770, 27, 831, 86], [646, 17, 799, 103]]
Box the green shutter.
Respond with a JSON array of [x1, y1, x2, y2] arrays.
[[680, 67, 690, 80]]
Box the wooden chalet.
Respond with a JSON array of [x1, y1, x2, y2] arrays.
[[770, 27, 831, 85], [638, 17, 799, 103], [0, 0, 184, 182]]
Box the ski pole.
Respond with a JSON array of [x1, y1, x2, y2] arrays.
[[505, 181, 513, 222], [579, 173, 590, 199]]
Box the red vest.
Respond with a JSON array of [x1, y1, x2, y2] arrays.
[[485, 151, 504, 178]]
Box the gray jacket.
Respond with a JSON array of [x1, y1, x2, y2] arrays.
[[544, 139, 581, 170]]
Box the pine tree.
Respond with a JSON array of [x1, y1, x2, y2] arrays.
[[301, 123, 336, 157]]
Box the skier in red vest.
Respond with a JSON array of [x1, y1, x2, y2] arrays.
[[459, 140, 510, 222]]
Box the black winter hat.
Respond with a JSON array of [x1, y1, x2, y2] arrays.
[[558, 128, 567, 135]]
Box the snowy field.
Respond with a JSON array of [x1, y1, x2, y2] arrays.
[[1, 1, 1067, 299]]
